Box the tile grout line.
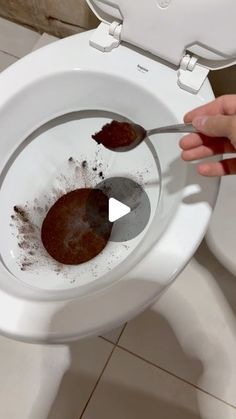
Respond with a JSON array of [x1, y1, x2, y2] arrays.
[[116, 323, 127, 345], [100, 335, 114, 344], [82, 334, 236, 413], [79, 343, 116, 419], [99, 323, 127, 346], [104, 340, 236, 411], [0, 49, 19, 59], [80, 327, 127, 419]]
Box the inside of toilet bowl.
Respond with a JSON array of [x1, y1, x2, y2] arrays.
[[0, 71, 186, 300]]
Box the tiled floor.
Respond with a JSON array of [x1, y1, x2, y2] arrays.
[[1, 16, 236, 419]]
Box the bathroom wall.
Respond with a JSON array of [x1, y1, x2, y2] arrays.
[[0, 0, 234, 95], [0, 0, 99, 37], [209, 66, 236, 97]]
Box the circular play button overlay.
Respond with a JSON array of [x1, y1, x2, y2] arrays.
[[93, 177, 151, 242], [108, 198, 131, 222]]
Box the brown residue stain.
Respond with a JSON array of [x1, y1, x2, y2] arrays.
[[10, 156, 109, 275], [13, 206, 29, 223]]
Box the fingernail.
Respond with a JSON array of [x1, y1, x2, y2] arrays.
[[192, 116, 208, 130]]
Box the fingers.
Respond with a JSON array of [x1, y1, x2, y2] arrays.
[[182, 144, 236, 162], [184, 95, 236, 123], [182, 95, 236, 177], [179, 132, 236, 176], [180, 134, 235, 160], [179, 133, 227, 150], [192, 115, 236, 145], [197, 158, 236, 177], [184, 97, 224, 123], [180, 133, 203, 150]]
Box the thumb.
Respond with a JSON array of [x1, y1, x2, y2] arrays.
[[192, 115, 236, 144]]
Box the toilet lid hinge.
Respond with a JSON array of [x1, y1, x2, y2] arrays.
[[90, 21, 122, 52], [178, 53, 210, 94]]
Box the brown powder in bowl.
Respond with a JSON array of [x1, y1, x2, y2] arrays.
[[41, 188, 112, 265]]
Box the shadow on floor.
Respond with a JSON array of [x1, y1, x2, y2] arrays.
[[28, 313, 205, 419], [28, 239, 236, 419], [195, 239, 236, 316]]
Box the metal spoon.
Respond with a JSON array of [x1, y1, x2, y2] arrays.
[[93, 121, 197, 152], [121, 122, 198, 151]]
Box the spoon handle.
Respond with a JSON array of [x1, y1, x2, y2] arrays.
[[147, 123, 197, 136]]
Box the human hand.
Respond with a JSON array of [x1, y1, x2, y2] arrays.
[[179, 95, 236, 176]]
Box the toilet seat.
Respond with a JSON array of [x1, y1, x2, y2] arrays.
[[87, 0, 236, 94], [0, 30, 219, 343]]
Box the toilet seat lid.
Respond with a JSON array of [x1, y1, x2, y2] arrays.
[[86, 0, 236, 69]]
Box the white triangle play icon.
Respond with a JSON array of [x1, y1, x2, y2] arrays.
[[109, 198, 131, 222]]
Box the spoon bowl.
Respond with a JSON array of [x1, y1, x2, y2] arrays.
[[92, 120, 198, 152]]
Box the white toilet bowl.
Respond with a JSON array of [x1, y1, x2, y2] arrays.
[[0, 28, 220, 343]]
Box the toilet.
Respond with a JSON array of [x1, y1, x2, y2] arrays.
[[0, 0, 235, 343]]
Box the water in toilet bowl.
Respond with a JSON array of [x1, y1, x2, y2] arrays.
[[0, 110, 165, 294]]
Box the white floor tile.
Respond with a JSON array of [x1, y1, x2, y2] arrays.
[[119, 243, 236, 407], [82, 348, 236, 419], [0, 17, 40, 58], [0, 335, 113, 419], [0, 50, 18, 71]]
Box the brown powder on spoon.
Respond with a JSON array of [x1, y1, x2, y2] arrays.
[[41, 188, 112, 265], [92, 120, 137, 149]]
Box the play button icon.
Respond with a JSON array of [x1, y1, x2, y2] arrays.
[[109, 198, 131, 222], [92, 177, 151, 242]]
